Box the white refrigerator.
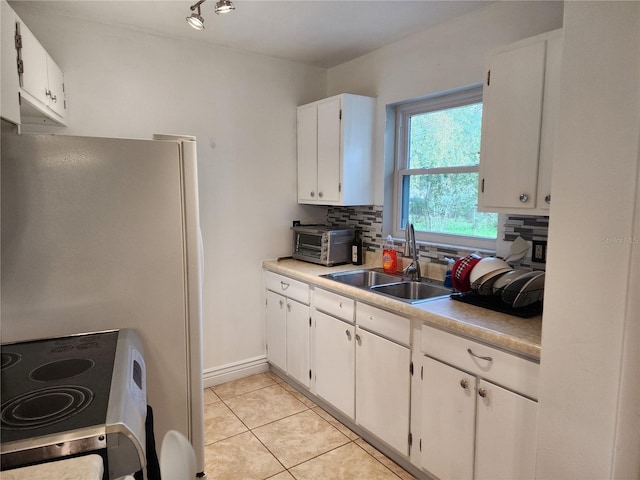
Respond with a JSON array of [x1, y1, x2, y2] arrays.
[[1, 122, 206, 476]]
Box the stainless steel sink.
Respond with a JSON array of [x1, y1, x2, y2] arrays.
[[371, 281, 452, 303], [321, 269, 400, 287], [321, 269, 452, 304]]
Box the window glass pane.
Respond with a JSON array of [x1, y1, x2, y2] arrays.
[[408, 103, 482, 169], [402, 173, 497, 238]]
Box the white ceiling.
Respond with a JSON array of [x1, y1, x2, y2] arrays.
[[9, 0, 494, 68]]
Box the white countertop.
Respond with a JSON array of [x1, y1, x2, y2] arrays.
[[263, 258, 542, 360], [2, 455, 104, 480]]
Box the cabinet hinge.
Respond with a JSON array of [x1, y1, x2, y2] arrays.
[[339, 109, 342, 120], [309, 369, 312, 380], [481, 178, 485, 193], [338, 182, 342, 193], [421, 365, 423, 380], [408, 432, 413, 448], [487, 69, 491, 86], [15, 24, 23, 79], [309, 316, 312, 327], [409, 361, 414, 376], [419, 438, 422, 452]]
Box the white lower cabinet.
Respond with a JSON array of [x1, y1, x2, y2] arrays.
[[419, 324, 539, 480], [313, 290, 411, 455], [265, 289, 287, 371], [264, 272, 311, 387], [474, 379, 538, 480], [314, 310, 355, 418], [421, 356, 475, 479], [286, 298, 311, 387], [355, 325, 411, 454]]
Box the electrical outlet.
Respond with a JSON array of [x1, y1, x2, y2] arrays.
[[532, 240, 547, 263]]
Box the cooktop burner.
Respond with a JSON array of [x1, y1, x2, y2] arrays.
[[0, 331, 118, 443], [1, 385, 94, 430], [1, 353, 21, 371]]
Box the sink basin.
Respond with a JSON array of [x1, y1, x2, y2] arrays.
[[321, 269, 400, 287], [371, 281, 452, 304], [322, 269, 453, 304]]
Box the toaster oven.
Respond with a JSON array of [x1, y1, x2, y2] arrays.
[[293, 225, 354, 266]]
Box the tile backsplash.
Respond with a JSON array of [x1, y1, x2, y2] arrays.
[[327, 206, 549, 269]]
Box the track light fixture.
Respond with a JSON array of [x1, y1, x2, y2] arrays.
[[187, 0, 234, 30], [214, 0, 235, 14]]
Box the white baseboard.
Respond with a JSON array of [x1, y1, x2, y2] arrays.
[[203, 355, 269, 388]]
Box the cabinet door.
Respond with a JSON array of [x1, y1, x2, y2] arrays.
[[286, 298, 310, 387], [17, 21, 48, 105], [1, 1, 20, 124], [316, 97, 342, 203], [537, 35, 563, 211], [45, 55, 65, 118], [314, 311, 355, 418], [421, 356, 475, 480], [475, 379, 538, 480], [480, 40, 546, 210], [297, 103, 318, 202], [265, 290, 287, 371], [355, 327, 410, 454]]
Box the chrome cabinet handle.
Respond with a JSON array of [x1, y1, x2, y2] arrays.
[[286, 303, 291, 312], [519, 194, 529, 203], [339, 302, 343, 308], [467, 348, 493, 362], [318, 192, 323, 198], [310, 191, 315, 197], [345, 330, 352, 340], [460, 379, 469, 389], [280, 281, 290, 291], [478, 388, 487, 398], [545, 194, 551, 204], [355, 333, 362, 345], [279, 299, 284, 308]]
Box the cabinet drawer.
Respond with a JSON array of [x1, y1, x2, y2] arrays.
[[356, 303, 410, 346], [421, 324, 539, 399], [314, 288, 354, 323], [265, 271, 309, 305]]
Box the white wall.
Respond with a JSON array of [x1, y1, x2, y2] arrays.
[[536, 2, 640, 477], [10, 7, 327, 376]]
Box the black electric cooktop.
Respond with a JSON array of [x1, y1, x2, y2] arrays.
[[0, 331, 118, 444]]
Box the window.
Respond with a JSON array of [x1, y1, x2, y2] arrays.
[[394, 86, 498, 249]]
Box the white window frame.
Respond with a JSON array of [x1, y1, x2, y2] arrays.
[[392, 85, 497, 250]]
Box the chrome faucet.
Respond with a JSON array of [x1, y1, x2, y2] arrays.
[[404, 223, 421, 281]]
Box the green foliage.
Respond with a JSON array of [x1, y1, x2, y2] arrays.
[[409, 103, 482, 168], [404, 102, 497, 239]]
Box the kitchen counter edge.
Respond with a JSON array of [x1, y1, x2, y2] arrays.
[[263, 258, 541, 362]]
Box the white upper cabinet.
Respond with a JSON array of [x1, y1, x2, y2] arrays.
[[297, 93, 375, 206], [0, 1, 67, 126], [1, 0, 20, 124], [479, 29, 562, 214]]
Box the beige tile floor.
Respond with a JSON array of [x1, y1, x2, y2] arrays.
[[203, 371, 417, 480]]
